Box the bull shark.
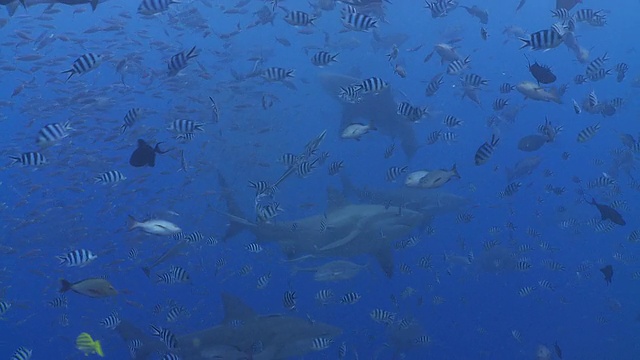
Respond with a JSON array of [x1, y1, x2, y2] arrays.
[[1, 0, 103, 16], [317, 72, 419, 159], [116, 292, 342, 360], [216, 173, 442, 277]]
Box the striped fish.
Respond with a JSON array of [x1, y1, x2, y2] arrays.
[[150, 325, 178, 349], [9, 152, 46, 166], [168, 119, 204, 133], [519, 29, 564, 50], [167, 46, 197, 76], [342, 12, 377, 31], [256, 273, 271, 289], [311, 51, 338, 67], [338, 85, 362, 103], [355, 77, 388, 94], [282, 290, 296, 311], [245, 243, 264, 253], [284, 10, 316, 26], [474, 134, 500, 165], [56, 249, 97, 267], [577, 123, 600, 143], [386, 166, 408, 182], [62, 53, 101, 82], [10, 347, 32, 360], [425, 74, 444, 96], [37, 122, 72, 145], [138, 0, 180, 16], [94, 170, 126, 184], [121, 108, 142, 134], [311, 337, 333, 351], [340, 292, 361, 304], [100, 311, 121, 330], [48, 295, 68, 308], [446, 56, 470, 75], [262, 67, 294, 81], [328, 160, 344, 176]]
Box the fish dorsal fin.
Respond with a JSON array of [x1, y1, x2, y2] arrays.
[[326, 187, 347, 213], [221, 293, 257, 324]]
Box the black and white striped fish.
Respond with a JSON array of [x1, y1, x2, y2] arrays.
[[519, 29, 563, 50], [256, 272, 271, 289], [62, 53, 101, 82], [48, 295, 68, 308], [37, 122, 72, 145], [355, 77, 388, 94], [425, 0, 457, 18], [56, 249, 97, 267], [170, 266, 190, 282], [341, 12, 377, 31], [340, 292, 361, 304], [443, 115, 463, 128], [474, 134, 500, 165], [168, 119, 204, 133], [168, 46, 197, 76], [492, 98, 509, 111], [9, 347, 32, 360], [94, 170, 126, 184], [166, 306, 188, 322], [311, 51, 338, 67], [249, 180, 273, 196], [585, 52, 609, 76], [386, 166, 408, 182], [370, 308, 396, 324], [577, 123, 600, 143], [311, 337, 333, 351], [315, 289, 334, 304], [461, 73, 488, 88], [499, 82, 515, 93], [262, 67, 294, 81], [425, 74, 444, 96], [338, 85, 362, 103], [282, 290, 296, 311], [100, 311, 121, 329], [284, 10, 316, 26], [296, 158, 319, 177], [184, 231, 203, 243], [328, 160, 344, 176], [278, 153, 299, 167], [10, 152, 47, 166], [446, 56, 470, 75], [397, 102, 427, 122], [257, 203, 283, 222], [150, 325, 178, 349], [245, 243, 264, 253], [138, 0, 179, 15], [121, 108, 142, 134]]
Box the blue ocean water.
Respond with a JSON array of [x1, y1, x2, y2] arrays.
[[0, 0, 638, 359]]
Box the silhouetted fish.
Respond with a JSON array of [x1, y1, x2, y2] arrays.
[[588, 197, 626, 226], [517, 134, 547, 152], [129, 139, 169, 167], [526, 55, 556, 84], [600, 264, 613, 285]]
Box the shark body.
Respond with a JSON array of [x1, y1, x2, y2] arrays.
[[116, 292, 342, 360]]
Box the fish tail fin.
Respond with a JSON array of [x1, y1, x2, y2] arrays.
[[142, 267, 151, 278], [93, 340, 104, 357], [127, 215, 138, 231], [518, 38, 530, 49], [59, 279, 72, 293], [216, 171, 254, 241], [187, 46, 197, 59], [56, 255, 67, 266], [8, 156, 20, 165], [451, 163, 460, 178], [61, 69, 75, 82], [91, 0, 99, 11]]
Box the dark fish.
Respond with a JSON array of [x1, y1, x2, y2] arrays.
[[588, 198, 626, 225], [554, 341, 563, 359], [600, 265, 613, 284], [517, 134, 547, 152], [129, 139, 169, 167], [59, 278, 118, 298], [525, 55, 556, 84]]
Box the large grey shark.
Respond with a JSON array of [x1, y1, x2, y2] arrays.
[[317, 72, 419, 159], [216, 173, 431, 277], [1, 0, 103, 16], [116, 292, 342, 360]]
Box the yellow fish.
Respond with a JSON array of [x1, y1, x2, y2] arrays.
[[76, 332, 104, 357]]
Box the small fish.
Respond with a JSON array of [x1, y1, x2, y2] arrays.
[[341, 123, 376, 141], [76, 332, 104, 357], [311, 51, 338, 67], [150, 325, 178, 349], [355, 77, 388, 94], [100, 311, 121, 330], [600, 264, 613, 284], [62, 53, 101, 82], [60, 278, 118, 298], [311, 337, 334, 351], [576, 124, 600, 143], [138, 0, 179, 15], [168, 46, 197, 76], [282, 290, 296, 311], [168, 119, 204, 134], [474, 134, 500, 165], [128, 216, 181, 236], [209, 97, 219, 123], [519, 29, 563, 50], [94, 170, 126, 184], [9, 152, 47, 166], [10, 347, 32, 360], [120, 108, 141, 134], [284, 10, 316, 26], [340, 292, 361, 304], [262, 67, 294, 81], [129, 139, 170, 167], [342, 12, 377, 31], [386, 166, 408, 182], [37, 122, 73, 145], [57, 249, 97, 267]]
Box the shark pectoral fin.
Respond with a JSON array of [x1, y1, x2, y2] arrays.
[[373, 246, 394, 278], [317, 228, 360, 251]]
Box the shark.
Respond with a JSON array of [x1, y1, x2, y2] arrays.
[[116, 292, 342, 360], [317, 72, 419, 159], [216, 173, 440, 277], [1, 0, 104, 16]]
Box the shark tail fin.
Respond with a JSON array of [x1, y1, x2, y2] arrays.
[[221, 292, 257, 324], [216, 171, 255, 241]]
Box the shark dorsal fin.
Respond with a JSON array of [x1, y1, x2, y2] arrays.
[[221, 293, 257, 324], [326, 187, 347, 213]]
